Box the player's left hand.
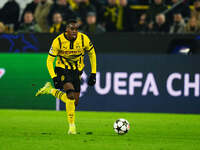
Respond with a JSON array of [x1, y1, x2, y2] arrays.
[[88, 73, 96, 86]]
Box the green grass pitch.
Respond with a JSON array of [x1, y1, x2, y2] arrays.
[[0, 109, 200, 150]]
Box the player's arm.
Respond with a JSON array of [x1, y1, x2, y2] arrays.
[[85, 36, 97, 86], [47, 39, 60, 88], [47, 54, 56, 78], [88, 47, 96, 74]]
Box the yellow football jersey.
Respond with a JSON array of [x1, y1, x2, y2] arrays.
[[47, 32, 96, 78]]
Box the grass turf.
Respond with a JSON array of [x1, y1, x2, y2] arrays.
[[0, 109, 200, 150]]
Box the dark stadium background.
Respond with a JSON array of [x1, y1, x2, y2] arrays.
[[1, 1, 200, 150], [0, 0, 200, 113]]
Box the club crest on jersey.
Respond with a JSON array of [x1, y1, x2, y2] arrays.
[[76, 45, 80, 49], [61, 75, 65, 81]]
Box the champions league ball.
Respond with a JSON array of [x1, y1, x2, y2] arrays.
[[113, 119, 130, 135]]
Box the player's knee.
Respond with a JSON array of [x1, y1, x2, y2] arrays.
[[66, 89, 75, 100]]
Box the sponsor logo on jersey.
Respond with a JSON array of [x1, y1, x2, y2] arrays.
[[60, 50, 82, 55]]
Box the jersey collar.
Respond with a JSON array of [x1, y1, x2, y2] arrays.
[[63, 32, 78, 42]]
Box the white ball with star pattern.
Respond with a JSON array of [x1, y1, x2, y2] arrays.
[[113, 118, 130, 135]]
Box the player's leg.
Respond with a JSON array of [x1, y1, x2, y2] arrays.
[[35, 82, 68, 103], [35, 82, 77, 134], [73, 70, 81, 107], [74, 92, 80, 106], [63, 82, 76, 134], [35, 68, 78, 134]]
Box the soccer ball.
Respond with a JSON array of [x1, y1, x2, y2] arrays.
[[113, 118, 130, 135]]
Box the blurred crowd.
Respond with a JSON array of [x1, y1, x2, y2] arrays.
[[0, 0, 200, 34]]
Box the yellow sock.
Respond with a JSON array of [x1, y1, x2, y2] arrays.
[[50, 89, 67, 103], [50, 89, 75, 125], [66, 99, 75, 125]]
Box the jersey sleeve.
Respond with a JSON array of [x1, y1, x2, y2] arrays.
[[84, 35, 94, 52], [84, 34, 96, 74], [48, 38, 59, 57], [47, 55, 56, 78], [47, 38, 59, 79]]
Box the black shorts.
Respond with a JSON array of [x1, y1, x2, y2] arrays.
[[54, 67, 82, 92]]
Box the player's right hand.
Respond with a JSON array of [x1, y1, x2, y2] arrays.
[[52, 76, 60, 89]]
